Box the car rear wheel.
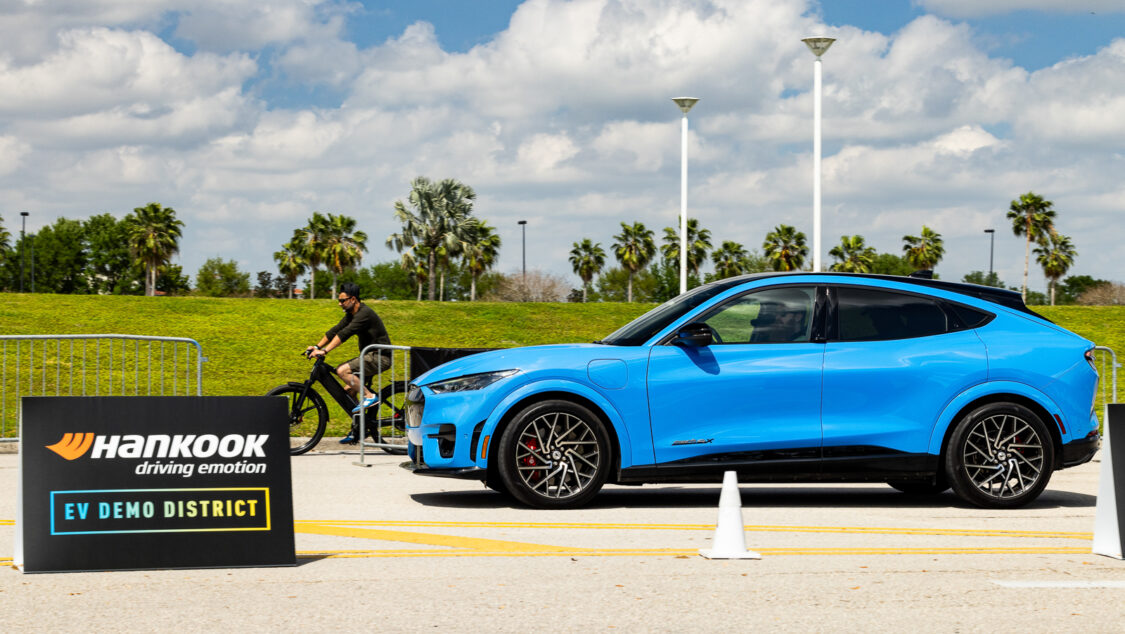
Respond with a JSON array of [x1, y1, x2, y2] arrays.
[[497, 399, 611, 509], [945, 403, 1054, 508]]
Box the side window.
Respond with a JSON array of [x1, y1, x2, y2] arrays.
[[701, 287, 815, 344], [836, 287, 950, 341], [947, 302, 992, 329]]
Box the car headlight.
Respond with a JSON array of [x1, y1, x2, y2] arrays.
[[427, 369, 518, 394]]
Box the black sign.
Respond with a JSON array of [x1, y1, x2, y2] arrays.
[[409, 346, 496, 380], [17, 397, 295, 573]]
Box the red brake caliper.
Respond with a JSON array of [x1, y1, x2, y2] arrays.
[[522, 438, 541, 482]]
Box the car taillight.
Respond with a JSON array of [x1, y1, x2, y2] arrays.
[[1085, 349, 1100, 417]]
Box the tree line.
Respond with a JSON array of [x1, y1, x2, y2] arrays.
[[0, 188, 1111, 305], [0, 203, 187, 296]]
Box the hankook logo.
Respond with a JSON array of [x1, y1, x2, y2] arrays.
[[45, 433, 269, 460], [46, 433, 96, 460]]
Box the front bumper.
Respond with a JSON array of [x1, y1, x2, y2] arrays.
[[404, 383, 495, 474], [399, 460, 487, 480]]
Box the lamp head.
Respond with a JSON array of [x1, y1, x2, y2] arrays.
[[802, 37, 836, 58], [671, 97, 700, 114], [20, 211, 29, 217]]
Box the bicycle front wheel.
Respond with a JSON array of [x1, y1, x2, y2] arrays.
[[267, 383, 328, 455]]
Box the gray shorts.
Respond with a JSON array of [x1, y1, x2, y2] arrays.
[[345, 349, 392, 379]]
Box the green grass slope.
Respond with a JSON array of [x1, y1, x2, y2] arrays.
[[0, 295, 1120, 436]]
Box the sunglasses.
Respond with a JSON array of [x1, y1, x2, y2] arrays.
[[337, 297, 354, 304]]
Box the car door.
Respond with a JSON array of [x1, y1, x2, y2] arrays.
[[820, 284, 988, 469], [646, 285, 825, 474]]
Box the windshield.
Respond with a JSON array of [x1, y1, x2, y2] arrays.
[[600, 277, 751, 346]]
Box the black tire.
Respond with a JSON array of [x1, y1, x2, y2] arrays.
[[268, 383, 328, 455], [497, 399, 611, 509], [944, 402, 1055, 508], [887, 478, 949, 495]]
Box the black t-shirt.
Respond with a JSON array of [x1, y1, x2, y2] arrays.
[[326, 303, 391, 355]]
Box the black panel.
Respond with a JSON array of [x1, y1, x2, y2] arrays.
[[409, 347, 497, 381], [618, 446, 936, 484]]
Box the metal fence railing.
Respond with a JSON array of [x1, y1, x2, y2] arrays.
[[355, 343, 412, 465], [1092, 346, 1120, 416], [0, 334, 206, 441]]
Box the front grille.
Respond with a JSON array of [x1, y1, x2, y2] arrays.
[[405, 384, 424, 428]]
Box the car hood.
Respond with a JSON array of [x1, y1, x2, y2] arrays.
[[413, 343, 630, 386]]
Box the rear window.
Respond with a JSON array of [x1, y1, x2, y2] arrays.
[[836, 287, 950, 341]]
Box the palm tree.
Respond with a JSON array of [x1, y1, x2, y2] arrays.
[[387, 177, 476, 300], [1007, 192, 1058, 301], [294, 212, 330, 299], [321, 213, 368, 298], [902, 225, 945, 271], [123, 202, 184, 297], [397, 246, 429, 301], [830, 235, 877, 273], [660, 218, 712, 279], [1034, 232, 1077, 305], [762, 224, 808, 272], [0, 214, 10, 252], [568, 239, 606, 303], [711, 240, 749, 279], [612, 222, 656, 302], [273, 236, 307, 299], [461, 219, 502, 301]]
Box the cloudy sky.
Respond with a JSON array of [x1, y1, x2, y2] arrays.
[[1, 0, 1123, 294]]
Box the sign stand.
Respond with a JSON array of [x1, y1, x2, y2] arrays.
[[1093, 404, 1123, 560]]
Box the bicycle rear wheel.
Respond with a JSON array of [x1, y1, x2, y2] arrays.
[[373, 381, 409, 455], [267, 383, 328, 455]]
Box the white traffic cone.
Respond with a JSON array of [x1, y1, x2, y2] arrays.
[[699, 470, 761, 559]]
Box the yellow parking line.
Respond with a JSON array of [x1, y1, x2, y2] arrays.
[[296, 546, 1092, 559], [294, 522, 575, 553], [295, 520, 1093, 541]]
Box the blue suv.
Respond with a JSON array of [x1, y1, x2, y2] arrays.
[[404, 273, 1101, 509]]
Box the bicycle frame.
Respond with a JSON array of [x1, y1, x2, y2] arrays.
[[303, 356, 360, 413]]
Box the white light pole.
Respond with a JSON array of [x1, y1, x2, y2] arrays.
[[19, 211, 28, 293], [672, 97, 699, 294], [802, 37, 834, 273], [518, 220, 527, 280]]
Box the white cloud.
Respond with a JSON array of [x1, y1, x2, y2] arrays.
[[0, 0, 1122, 295], [0, 27, 256, 130]]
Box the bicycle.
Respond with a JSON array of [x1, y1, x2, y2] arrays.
[[267, 352, 409, 455]]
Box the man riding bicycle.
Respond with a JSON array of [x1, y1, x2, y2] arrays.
[[306, 282, 392, 443]]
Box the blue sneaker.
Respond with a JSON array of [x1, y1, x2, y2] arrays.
[[339, 433, 357, 444], [351, 395, 380, 414]]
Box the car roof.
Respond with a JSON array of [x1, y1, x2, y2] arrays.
[[715, 271, 1045, 320]]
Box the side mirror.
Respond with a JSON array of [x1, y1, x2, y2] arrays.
[[674, 322, 713, 347]]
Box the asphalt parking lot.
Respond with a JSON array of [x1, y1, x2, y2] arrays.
[[2, 443, 1123, 632]]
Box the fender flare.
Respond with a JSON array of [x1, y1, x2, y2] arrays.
[[927, 381, 1066, 455], [479, 378, 634, 469]]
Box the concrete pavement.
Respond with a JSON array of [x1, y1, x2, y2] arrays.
[[1, 445, 1123, 631]]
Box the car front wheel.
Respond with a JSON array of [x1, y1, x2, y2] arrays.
[[945, 403, 1054, 508], [497, 399, 611, 509]]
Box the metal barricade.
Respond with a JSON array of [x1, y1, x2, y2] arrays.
[[0, 334, 205, 442], [355, 343, 412, 466], [1093, 346, 1120, 414]]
